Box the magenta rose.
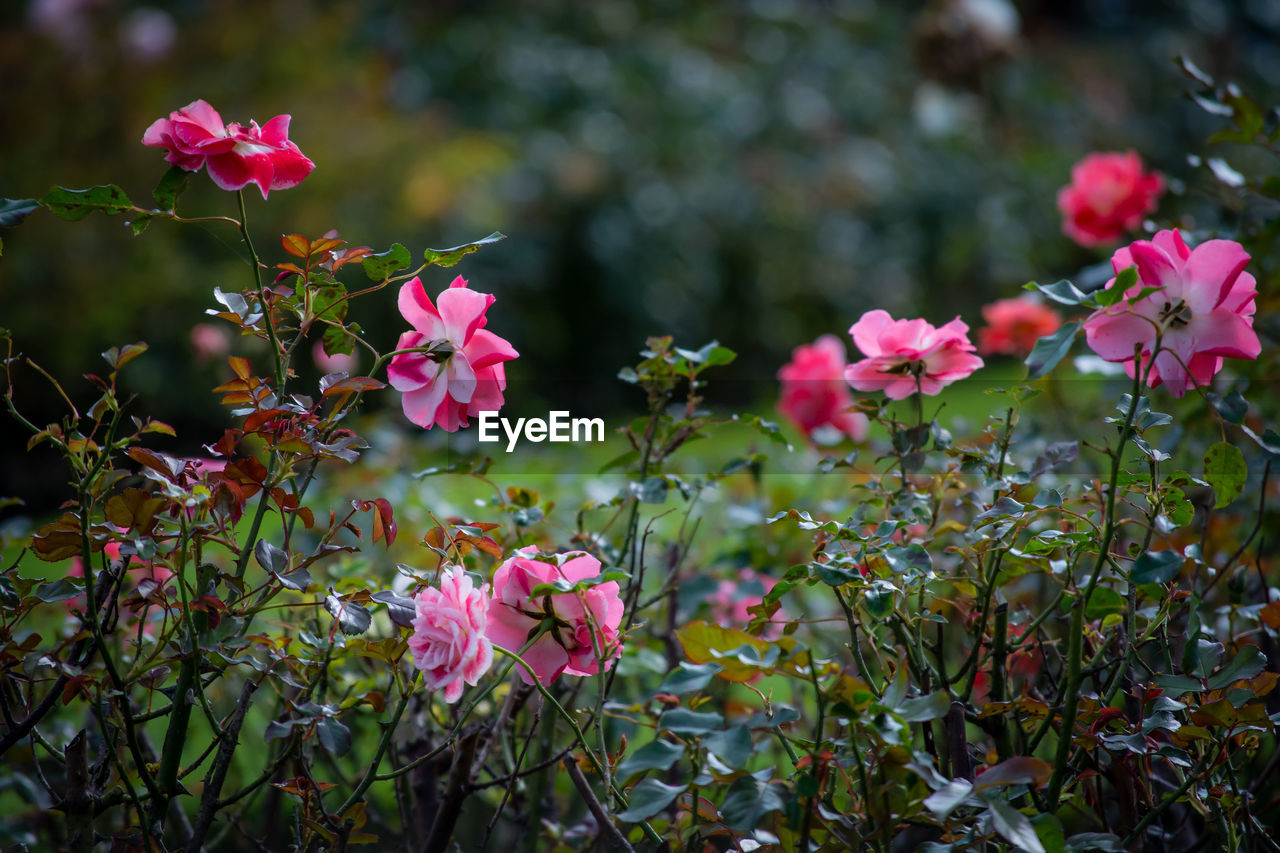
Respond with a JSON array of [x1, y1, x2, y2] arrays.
[[386, 276, 519, 432], [142, 99, 315, 199], [777, 335, 869, 442], [1082, 229, 1259, 397], [408, 566, 494, 703], [1057, 151, 1164, 248], [485, 549, 624, 686], [844, 309, 984, 399]]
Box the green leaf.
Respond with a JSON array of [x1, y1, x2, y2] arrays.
[[423, 231, 505, 267], [1024, 322, 1081, 380], [884, 543, 932, 574], [1153, 674, 1203, 694], [1186, 639, 1224, 680], [254, 539, 288, 574], [1083, 587, 1124, 620], [719, 774, 786, 831], [362, 242, 412, 281], [1205, 646, 1266, 690], [1065, 832, 1124, 852], [630, 477, 668, 504], [34, 578, 84, 603], [702, 726, 754, 769], [923, 778, 973, 820], [899, 691, 949, 723], [615, 740, 685, 782], [1241, 424, 1280, 457], [659, 708, 723, 736], [324, 594, 371, 636], [321, 324, 355, 358], [736, 414, 792, 449], [316, 716, 351, 756], [657, 662, 724, 695], [1209, 390, 1248, 424], [1130, 550, 1184, 584], [1203, 442, 1247, 508], [675, 340, 736, 367], [987, 797, 1047, 853], [152, 166, 190, 211], [1092, 267, 1134, 308], [1025, 279, 1086, 306], [40, 185, 134, 221], [0, 198, 39, 227], [617, 779, 685, 822]]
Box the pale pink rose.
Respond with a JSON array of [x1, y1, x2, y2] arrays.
[[1083, 229, 1259, 397], [190, 323, 231, 362], [142, 99, 315, 199], [709, 569, 786, 639], [977, 296, 1062, 357], [777, 335, 869, 442], [312, 340, 359, 375], [387, 276, 518, 432], [1057, 151, 1164, 248], [845, 309, 984, 399], [485, 549, 624, 686], [408, 566, 494, 703]]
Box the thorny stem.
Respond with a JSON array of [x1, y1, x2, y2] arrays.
[[1045, 343, 1149, 810]]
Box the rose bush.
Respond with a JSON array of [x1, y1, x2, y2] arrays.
[[1, 64, 1278, 853]]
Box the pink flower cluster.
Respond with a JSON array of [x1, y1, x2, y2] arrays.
[[388, 276, 518, 432], [142, 99, 315, 199], [1083, 229, 1259, 397], [1058, 151, 1164, 248], [778, 311, 985, 424], [408, 549, 625, 697]]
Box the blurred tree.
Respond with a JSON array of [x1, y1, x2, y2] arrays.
[[3, 0, 1277, 512]]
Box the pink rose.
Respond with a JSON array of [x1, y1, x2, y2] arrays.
[[1057, 151, 1164, 248], [976, 296, 1062, 357], [386, 276, 518, 432], [777, 335, 869, 442], [190, 323, 231, 362], [142, 99, 315, 199], [1082, 229, 1259, 397], [485, 549, 624, 686], [709, 569, 786, 639], [845, 309, 984, 399], [408, 566, 495, 703]]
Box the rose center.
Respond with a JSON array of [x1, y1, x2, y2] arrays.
[[1160, 299, 1191, 329]]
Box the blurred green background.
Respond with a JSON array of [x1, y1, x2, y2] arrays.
[[2, 0, 1277, 513]]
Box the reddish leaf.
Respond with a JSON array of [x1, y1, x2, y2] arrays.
[[372, 498, 397, 547], [281, 234, 309, 258]]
